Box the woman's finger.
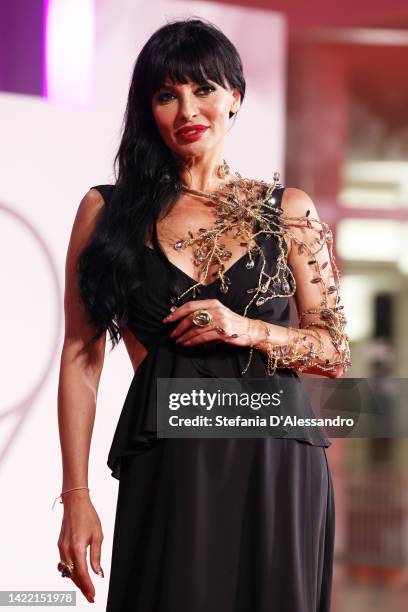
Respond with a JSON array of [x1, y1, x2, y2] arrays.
[[168, 302, 219, 338], [70, 543, 95, 603], [182, 328, 226, 346], [175, 314, 247, 345], [89, 531, 104, 578], [163, 298, 220, 323], [175, 325, 213, 344], [169, 313, 196, 339]]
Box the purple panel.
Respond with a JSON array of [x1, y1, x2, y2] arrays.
[[0, 0, 44, 96]]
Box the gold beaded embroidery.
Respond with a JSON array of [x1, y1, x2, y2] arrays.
[[171, 171, 351, 376], [249, 324, 330, 377]]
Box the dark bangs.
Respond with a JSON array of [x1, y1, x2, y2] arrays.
[[135, 18, 246, 109]]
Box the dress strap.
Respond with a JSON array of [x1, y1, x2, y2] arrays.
[[272, 184, 286, 208], [90, 184, 115, 205]]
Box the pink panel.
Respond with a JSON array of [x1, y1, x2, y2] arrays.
[[44, 0, 95, 107]]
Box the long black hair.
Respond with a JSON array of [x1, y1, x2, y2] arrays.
[[77, 17, 246, 350]]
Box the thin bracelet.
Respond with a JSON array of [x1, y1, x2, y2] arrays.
[[51, 486, 90, 510]]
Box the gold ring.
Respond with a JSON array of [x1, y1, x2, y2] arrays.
[[58, 560, 75, 577], [192, 310, 213, 327]]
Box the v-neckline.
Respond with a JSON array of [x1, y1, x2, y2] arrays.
[[146, 215, 262, 289], [144, 243, 251, 289]]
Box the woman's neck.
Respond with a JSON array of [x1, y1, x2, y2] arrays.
[[178, 151, 229, 192]]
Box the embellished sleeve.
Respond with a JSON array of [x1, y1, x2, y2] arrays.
[[254, 188, 352, 377]]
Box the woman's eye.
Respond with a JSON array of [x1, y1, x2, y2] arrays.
[[155, 85, 215, 103], [157, 92, 175, 103], [197, 85, 215, 95]]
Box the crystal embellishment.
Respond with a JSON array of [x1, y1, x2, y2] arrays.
[[163, 168, 351, 378]]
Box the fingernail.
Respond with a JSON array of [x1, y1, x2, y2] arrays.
[[97, 567, 104, 578], [86, 593, 94, 602]]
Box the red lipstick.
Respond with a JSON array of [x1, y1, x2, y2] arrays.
[[175, 124, 209, 142]]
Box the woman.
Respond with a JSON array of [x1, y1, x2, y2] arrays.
[[55, 18, 351, 612]]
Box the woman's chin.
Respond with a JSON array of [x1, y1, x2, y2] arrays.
[[173, 139, 216, 158], [170, 131, 214, 152]]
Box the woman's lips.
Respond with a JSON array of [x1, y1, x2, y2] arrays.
[[175, 126, 209, 142]]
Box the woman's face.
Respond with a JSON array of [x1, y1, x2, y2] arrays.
[[151, 78, 240, 158]]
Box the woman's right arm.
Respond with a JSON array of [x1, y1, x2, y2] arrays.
[[57, 188, 107, 604]]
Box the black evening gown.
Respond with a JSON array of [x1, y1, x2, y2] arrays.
[[91, 184, 335, 612]]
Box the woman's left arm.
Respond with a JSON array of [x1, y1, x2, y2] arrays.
[[252, 187, 351, 378]]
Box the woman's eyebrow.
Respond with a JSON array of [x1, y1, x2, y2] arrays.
[[158, 82, 178, 91], [158, 79, 212, 90]]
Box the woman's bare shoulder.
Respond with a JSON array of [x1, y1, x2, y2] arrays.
[[77, 187, 106, 219], [64, 188, 108, 277], [281, 186, 317, 217], [69, 187, 109, 243]]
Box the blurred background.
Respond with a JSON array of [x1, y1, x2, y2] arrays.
[[1, 0, 408, 610]]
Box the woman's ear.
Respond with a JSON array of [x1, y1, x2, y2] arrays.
[[230, 90, 241, 115]]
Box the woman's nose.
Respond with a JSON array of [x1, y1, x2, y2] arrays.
[[177, 95, 198, 122]]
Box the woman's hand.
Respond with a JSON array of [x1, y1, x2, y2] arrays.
[[163, 298, 265, 347], [57, 491, 104, 604]]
